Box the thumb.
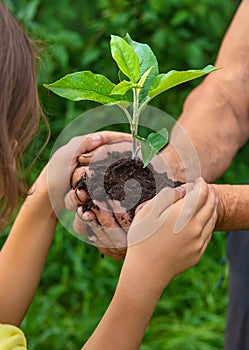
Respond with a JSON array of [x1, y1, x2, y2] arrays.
[[173, 186, 186, 202], [135, 200, 150, 215]]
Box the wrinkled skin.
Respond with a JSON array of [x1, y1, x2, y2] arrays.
[[65, 141, 133, 260]]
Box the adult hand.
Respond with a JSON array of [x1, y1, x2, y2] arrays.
[[66, 141, 133, 260]]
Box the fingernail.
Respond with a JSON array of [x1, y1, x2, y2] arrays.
[[82, 211, 92, 221], [175, 186, 186, 195], [195, 177, 203, 183], [216, 197, 219, 205], [80, 154, 92, 158], [87, 234, 98, 242], [75, 189, 83, 202], [91, 134, 102, 141]]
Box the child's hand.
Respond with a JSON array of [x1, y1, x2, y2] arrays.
[[124, 178, 218, 294]]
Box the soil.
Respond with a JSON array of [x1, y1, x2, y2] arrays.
[[73, 150, 182, 220]]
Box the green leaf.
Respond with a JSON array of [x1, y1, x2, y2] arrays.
[[118, 70, 128, 82], [110, 35, 140, 83], [110, 80, 140, 95], [44, 71, 127, 105], [125, 33, 159, 102], [138, 66, 155, 87], [135, 127, 169, 167], [149, 65, 217, 99], [134, 135, 154, 168], [147, 127, 169, 151]]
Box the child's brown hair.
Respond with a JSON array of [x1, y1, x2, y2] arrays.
[[0, 3, 44, 229]]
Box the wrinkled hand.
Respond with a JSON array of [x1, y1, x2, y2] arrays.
[[124, 178, 218, 294], [65, 141, 133, 260]]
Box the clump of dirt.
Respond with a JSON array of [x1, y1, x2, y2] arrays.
[[73, 151, 182, 220]]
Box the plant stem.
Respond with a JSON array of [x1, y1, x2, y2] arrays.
[[132, 88, 140, 159], [138, 98, 150, 116], [118, 104, 136, 156], [118, 104, 133, 126]]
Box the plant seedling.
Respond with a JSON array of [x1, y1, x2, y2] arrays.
[[44, 33, 217, 167]]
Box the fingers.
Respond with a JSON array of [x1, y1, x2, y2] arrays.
[[73, 207, 127, 260], [186, 177, 209, 215], [199, 195, 218, 243], [78, 132, 131, 164], [156, 186, 186, 217], [64, 190, 78, 211], [91, 131, 131, 151], [158, 178, 214, 234], [195, 185, 217, 229], [73, 208, 113, 247], [91, 202, 127, 248], [67, 132, 129, 171], [73, 201, 128, 249], [67, 134, 104, 167], [189, 185, 218, 258], [64, 189, 89, 211], [96, 246, 127, 261], [107, 199, 132, 232], [70, 165, 92, 188], [72, 133, 117, 158], [135, 186, 186, 221], [174, 178, 209, 226]]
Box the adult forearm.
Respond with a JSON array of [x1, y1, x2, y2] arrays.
[[214, 184, 249, 231], [164, 82, 248, 183], [163, 0, 249, 183], [0, 187, 57, 325]]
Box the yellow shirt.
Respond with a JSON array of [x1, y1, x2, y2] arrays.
[[0, 324, 27, 349]]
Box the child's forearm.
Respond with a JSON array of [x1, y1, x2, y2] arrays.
[[0, 186, 57, 326], [214, 184, 249, 231], [82, 256, 169, 350]]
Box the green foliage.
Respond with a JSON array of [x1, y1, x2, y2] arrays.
[[135, 128, 169, 167], [2, 0, 247, 349], [44, 71, 126, 105], [124, 33, 159, 103], [148, 65, 217, 99], [44, 34, 216, 165], [110, 35, 140, 82]]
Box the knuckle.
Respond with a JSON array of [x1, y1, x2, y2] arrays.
[[194, 222, 203, 236]]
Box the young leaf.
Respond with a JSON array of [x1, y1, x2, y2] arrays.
[[110, 81, 141, 95], [147, 127, 169, 151], [135, 127, 169, 167], [125, 33, 159, 102], [44, 71, 127, 105], [110, 35, 140, 83], [149, 65, 217, 100], [138, 66, 155, 87]]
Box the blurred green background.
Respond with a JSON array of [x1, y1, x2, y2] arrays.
[[1, 0, 248, 349]]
